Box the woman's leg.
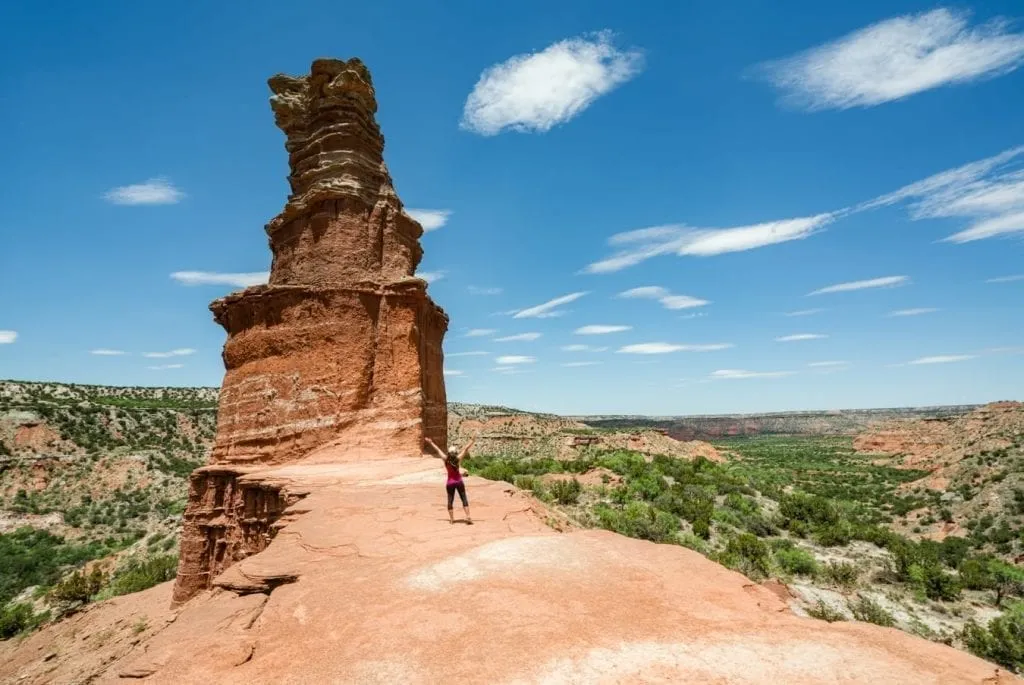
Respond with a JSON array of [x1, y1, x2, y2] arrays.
[[446, 484, 456, 524], [457, 482, 471, 523]]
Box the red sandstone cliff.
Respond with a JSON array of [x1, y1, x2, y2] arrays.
[[172, 58, 448, 604]]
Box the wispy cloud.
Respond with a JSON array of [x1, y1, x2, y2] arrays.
[[494, 332, 542, 342], [104, 178, 184, 205], [461, 30, 643, 135], [711, 369, 793, 379], [809, 275, 908, 295], [496, 355, 535, 365], [888, 307, 939, 317], [584, 214, 835, 273], [755, 8, 1024, 111], [446, 351, 489, 357], [575, 325, 632, 335], [987, 274, 1024, 283], [785, 308, 825, 317], [465, 329, 497, 338], [908, 354, 977, 365], [468, 285, 503, 295], [90, 349, 125, 356], [808, 361, 850, 368], [418, 271, 446, 284], [143, 348, 195, 359], [862, 146, 1024, 243], [406, 209, 452, 232], [618, 286, 709, 310], [513, 292, 588, 318], [0, 330, 17, 344], [561, 344, 608, 352], [776, 333, 827, 342], [617, 342, 733, 354], [147, 363, 184, 370], [171, 271, 269, 287], [562, 361, 602, 367], [443, 369, 464, 376]]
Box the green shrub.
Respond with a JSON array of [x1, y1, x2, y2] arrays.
[[848, 595, 895, 627], [961, 602, 1024, 673], [549, 478, 582, 505], [101, 555, 178, 598], [807, 600, 845, 622], [989, 560, 1024, 607], [823, 561, 860, 590], [720, 533, 772, 580], [0, 603, 41, 640], [594, 502, 679, 543], [50, 568, 106, 605], [775, 546, 820, 577]]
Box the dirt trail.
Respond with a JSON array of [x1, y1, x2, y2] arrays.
[[0, 451, 1013, 684]]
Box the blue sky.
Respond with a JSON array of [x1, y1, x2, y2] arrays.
[[1, 0, 1022, 415]]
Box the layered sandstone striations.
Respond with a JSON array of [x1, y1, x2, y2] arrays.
[[173, 58, 448, 603]]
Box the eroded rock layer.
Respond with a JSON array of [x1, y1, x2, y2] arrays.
[[172, 58, 447, 603]]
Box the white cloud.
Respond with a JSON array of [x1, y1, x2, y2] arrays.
[[809, 275, 908, 295], [756, 8, 1024, 111], [785, 308, 825, 317], [443, 369, 464, 377], [863, 146, 1024, 244], [776, 333, 828, 342], [104, 178, 184, 205], [574, 325, 632, 335], [461, 30, 643, 136], [0, 330, 17, 344], [418, 271, 446, 284], [618, 286, 709, 310], [711, 369, 793, 379], [679, 312, 707, 320], [468, 285, 503, 295], [888, 307, 939, 317], [171, 271, 269, 287], [617, 342, 733, 354], [808, 361, 850, 368], [513, 292, 588, 318], [143, 348, 195, 359], [90, 349, 125, 356], [619, 286, 668, 299], [496, 355, 535, 365], [945, 211, 1024, 243], [494, 332, 542, 342], [562, 361, 601, 367], [465, 329, 497, 338], [147, 363, 184, 370], [987, 274, 1024, 283], [561, 344, 608, 352], [908, 354, 977, 365], [446, 351, 489, 357], [406, 209, 452, 232], [585, 214, 834, 273]]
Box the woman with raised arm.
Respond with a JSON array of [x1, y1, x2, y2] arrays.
[[424, 436, 475, 524]]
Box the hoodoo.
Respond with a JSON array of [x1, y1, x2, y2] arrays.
[[172, 58, 448, 603]]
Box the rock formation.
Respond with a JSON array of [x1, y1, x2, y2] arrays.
[[172, 58, 448, 603]]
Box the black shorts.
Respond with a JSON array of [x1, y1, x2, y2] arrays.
[[446, 481, 468, 508]]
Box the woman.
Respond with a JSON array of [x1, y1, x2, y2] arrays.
[[424, 436, 475, 524]]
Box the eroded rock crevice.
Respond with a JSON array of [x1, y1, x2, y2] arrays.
[[173, 470, 303, 603]]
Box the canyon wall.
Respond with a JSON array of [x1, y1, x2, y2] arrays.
[[172, 58, 448, 603]]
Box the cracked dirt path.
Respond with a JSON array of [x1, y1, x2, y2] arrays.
[[0, 454, 1016, 684]]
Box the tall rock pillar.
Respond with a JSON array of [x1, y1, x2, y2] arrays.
[[172, 58, 448, 603]]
